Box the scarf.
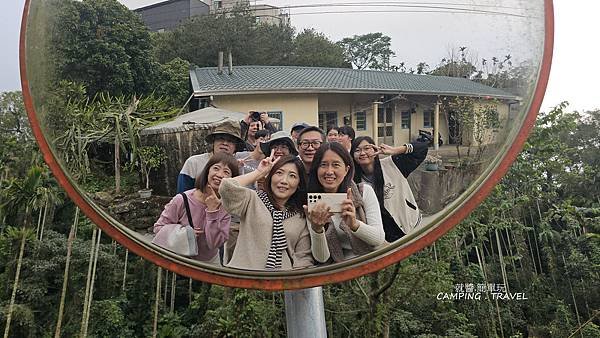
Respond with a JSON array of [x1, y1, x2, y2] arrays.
[[324, 182, 373, 262], [257, 191, 297, 269]]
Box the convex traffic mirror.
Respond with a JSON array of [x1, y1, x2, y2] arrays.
[[20, 0, 553, 289]]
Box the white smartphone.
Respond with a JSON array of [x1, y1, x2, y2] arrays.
[[307, 193, 347, 213]]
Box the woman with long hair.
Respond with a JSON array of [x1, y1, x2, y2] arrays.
[[154, 153, 239, 265], [305, 142, 385, 263], [219, 152, 315, 270], [351, 136, 427, 242]]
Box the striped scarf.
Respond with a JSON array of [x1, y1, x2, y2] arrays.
[[257, 191, 296, 270]]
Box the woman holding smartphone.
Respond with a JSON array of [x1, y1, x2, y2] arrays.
[[219, 152, 315, 270], [305, 142, 385, 263], [351, 136, 427, 242]]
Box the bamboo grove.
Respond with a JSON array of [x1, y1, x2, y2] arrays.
[[1, 90, 598, 336]]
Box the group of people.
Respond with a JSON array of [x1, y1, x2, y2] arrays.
[[154, 111, 428, 271]]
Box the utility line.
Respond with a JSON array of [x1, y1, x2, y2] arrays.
[[132, 1, 533, 20]]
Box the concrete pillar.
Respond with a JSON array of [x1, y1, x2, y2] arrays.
[[372, 101, 380, 141], [434, 100, 440, 151]]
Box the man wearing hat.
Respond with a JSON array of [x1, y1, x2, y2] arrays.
[[176, 120, 245, 193]]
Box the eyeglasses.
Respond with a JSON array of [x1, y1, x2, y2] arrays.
[[298, 140, 323, 150], [353, 145, 378, 155], [272, 144, 290, 151]]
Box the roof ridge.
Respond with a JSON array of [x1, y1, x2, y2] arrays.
[[190, 65, 519, 99]]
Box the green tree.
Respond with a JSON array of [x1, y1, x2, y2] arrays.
[[51, 0, 157, 97], [152, 5, 257, 67], [0, 92, 36, 178], [337, 32, 395, 70], [430, 46, 477, 78], [253, 23, 295, 66], [290, 29, 350, 68], [155, 58, 192, 107]]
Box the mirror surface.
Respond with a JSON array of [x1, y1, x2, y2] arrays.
[[23, 0, 547, 279]]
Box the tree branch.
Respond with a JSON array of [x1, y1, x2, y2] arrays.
[[370, 263, 401, 300]]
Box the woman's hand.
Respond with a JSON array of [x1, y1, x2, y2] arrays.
[[341, 188, 358, 231], [379, 143, 406, 156], [256, 149, 280, 175], [204, 186, 222, 211], [304, 202, 332, 233]]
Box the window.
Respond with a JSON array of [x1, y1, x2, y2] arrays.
[[318, 111, 338, 131], [423, 110, 434, 128], [377, 107, 393, 123], [267, 111, 283, 131], [401, 111, 410, 129], [343, 113, 352, 126], [355, 111, 367, 131], [213, 0, 223, 9], [378, 126, 393, 136]]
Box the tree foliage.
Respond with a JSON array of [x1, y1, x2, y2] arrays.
[[152, 8, 349, 69], [51, 0, 157, 97], [338, 32, 395, 70], [1, 95, 598, 336]]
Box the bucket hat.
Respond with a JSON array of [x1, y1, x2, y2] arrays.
[[206, 120, 245, 151], [260, 131, 298, 156]]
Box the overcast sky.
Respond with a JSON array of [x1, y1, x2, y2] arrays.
[[1, 0, 598, 113]]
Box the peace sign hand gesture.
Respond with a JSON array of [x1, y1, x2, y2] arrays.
[[204, 186, 222, 211], [256, 149, 281, 176], [378, 143, 395, 156]]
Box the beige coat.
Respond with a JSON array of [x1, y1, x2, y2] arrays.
[[219, 178, 314, 270]]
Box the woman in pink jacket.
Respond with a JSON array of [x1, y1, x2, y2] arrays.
[[154, 153, 239, 265]]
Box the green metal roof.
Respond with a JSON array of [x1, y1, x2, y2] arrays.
[[190, 65, 519, 100]]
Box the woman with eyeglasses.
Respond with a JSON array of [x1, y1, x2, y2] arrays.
[[305, 142, 385, 263], [351, 136, 428, 242], [219, 152, 314, 270]]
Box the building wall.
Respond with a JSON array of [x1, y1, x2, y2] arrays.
[[210, 0, 248, 12], [470, 100, 510, 146], [135, 0, 209, 32], [212, 93, 319, 132], [211, 92, 509, 147], [252, 5, 290, 25]]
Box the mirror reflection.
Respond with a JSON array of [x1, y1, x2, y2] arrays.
[[25, 0, 545, 272]]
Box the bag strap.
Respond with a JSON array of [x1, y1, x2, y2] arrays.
[[180, 192, 194, 228]]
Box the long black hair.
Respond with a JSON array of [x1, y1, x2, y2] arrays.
[[264, 155, 307, 215], [351, 136, 385, 208], [307, 142, 354, 193]]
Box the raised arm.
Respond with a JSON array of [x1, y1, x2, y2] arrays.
[[230, 150, 279, 187], [379, 141, 428, 178]]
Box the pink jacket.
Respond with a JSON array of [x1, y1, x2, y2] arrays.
[[154, 189, 230, 262]]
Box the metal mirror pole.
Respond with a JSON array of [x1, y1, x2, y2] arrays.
[[284, 287, 327, 338]]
